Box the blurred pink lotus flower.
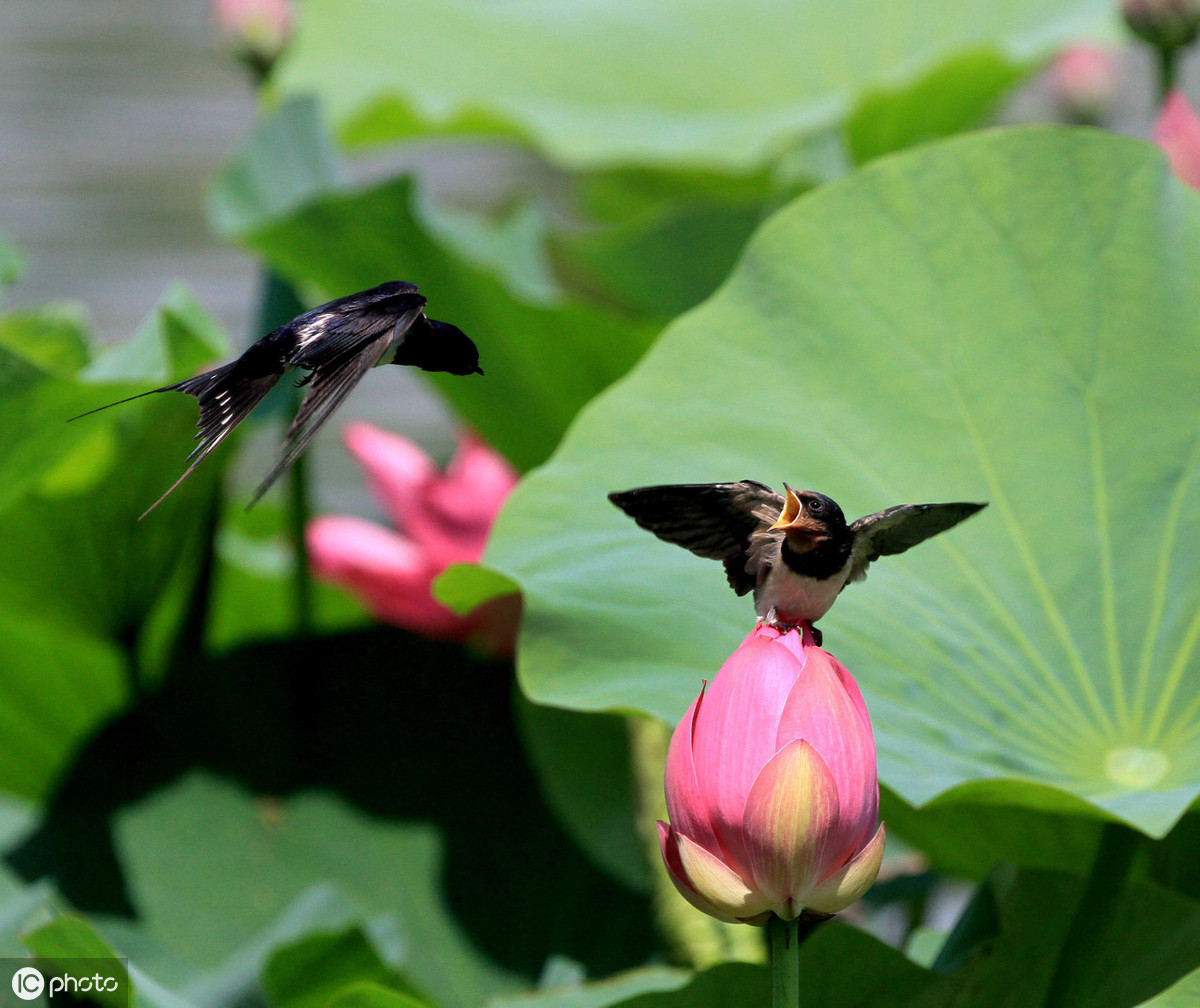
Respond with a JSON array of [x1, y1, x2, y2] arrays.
[[213, 0, 292, 66], [308, 423, 520, 653], [1048, 45, 1118, 122], [1155, 90, 1200, 190], [659, 623, 884, 925]]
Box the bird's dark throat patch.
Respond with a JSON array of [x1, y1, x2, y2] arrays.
[[780, 533, 852, 581]]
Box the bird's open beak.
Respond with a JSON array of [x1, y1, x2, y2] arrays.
[[769, 484, 802, 531], [768, 483, 828, 549]]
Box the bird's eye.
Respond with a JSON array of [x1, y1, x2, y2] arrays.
[[807, 498, 823, 512]]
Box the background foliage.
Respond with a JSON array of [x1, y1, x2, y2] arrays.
[[0, 1, 1197, 1006]]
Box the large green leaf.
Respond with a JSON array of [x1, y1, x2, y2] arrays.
[[0, 335, 119, 516], [0, 292, 226, 802], [1138, 967, 1200, 1007], [208, 95, 342, 239], [915, 866, 1200, 1007], [207, 500, 370, 653], [23, 913, 121, 960], [880, 786, 1102, 881], [22, 915, 130, 1008], [81, 282, 227, 385], [515, 702, 647, 892], [844, 49, 1026, 166], [22, 627, 660, 1008], [548, 168, 797, 320], [326, 985, 435, 1008], [484, 967, 689, 1008], [482, 932, 924, 1008], [484, 128, 1200, 838], [263, 925, 427, 1008], [0, 611, 126, 802], [0, 394, 217, 645], [0, 304, 90, 376], [115, 774, 521, 1008], [273, 0, 1112, 169]]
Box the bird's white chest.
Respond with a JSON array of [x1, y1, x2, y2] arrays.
[[756, 560, 851, 627]]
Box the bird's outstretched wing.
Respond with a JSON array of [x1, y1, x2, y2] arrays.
[[71, 281, 473, 518], [288, 296, 423, 370], [247, 324, 410, 506], [847, 501, 986, 582], [68, 355, 288, 518], [141, 362, 285, 517], [608, 481, 784, 595]]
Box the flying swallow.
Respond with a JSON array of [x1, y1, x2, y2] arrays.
[[608, 481, 985, 642], [75, 281, 482, 517]]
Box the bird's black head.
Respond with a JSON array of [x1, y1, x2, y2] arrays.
[[769, 486, 847, 550], [391, 317, 483, 376], [796, 490, 846, 532]]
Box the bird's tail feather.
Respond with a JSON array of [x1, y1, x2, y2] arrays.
[[67, 380, 187, 422]]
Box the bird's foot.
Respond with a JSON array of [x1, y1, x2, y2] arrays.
[[763, 614, 821, 646]]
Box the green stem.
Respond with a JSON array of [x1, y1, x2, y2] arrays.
[[288, 425, 314, 635], [1157, 44, 1180, 102], [769, 915, 800, 1008], [254, 271, 311, 635], [1042, 821, 1142, 1007], [168, 478, 223, 670]]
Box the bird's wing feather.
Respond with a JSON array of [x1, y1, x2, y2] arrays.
[[289, 305, 423, 370], [608, 481, 784, 595], [248, 330, 396, 506], [138, 361, 284, 518], [75, 284, 436, 518], [847, 501, 986, 582]]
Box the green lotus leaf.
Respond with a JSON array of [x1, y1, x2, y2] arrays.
[[0, 288, 229, 803], [844, 49, 1026, 165], [485, 128, 1200, 838], [208, 95, 342, 239], [273, 0, 1112, 169], [1137, 965, 1200, 1007]]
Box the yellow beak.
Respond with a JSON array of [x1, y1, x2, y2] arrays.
[[768, 484, 803, 531]]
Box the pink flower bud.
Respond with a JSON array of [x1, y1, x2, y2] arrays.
[[1047, 45, 1118, 123], [213, 0, 292, 65], [1123, 0, 1200, 51], [1155, 90, 1200, 190], [659, 624, 885, 924]]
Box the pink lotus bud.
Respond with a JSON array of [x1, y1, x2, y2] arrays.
[[1123, 0, 1200, 51], [1155, 90, 1200, 190], [308, 424, 520, 653], [1047, 45, 1118, 123], [213, 0, 292, 66], [659, 624, 885, 924]]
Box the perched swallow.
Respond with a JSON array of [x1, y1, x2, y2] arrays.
[[75, 281, 482, 517], [608, 482, 986, 642]]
